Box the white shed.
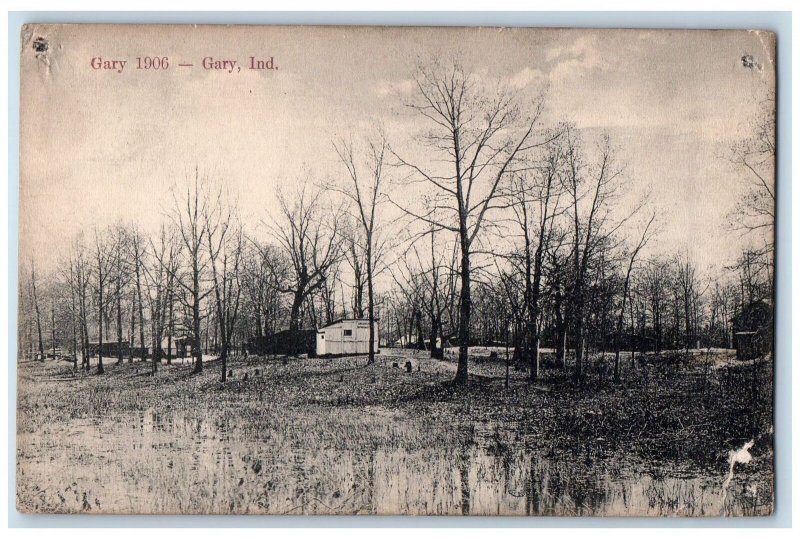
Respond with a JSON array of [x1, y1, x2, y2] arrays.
[[316, 318, 381, 356]]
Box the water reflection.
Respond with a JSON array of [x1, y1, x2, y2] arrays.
[[16, 407, 768, 516]]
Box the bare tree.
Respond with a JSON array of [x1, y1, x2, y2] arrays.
[[393, 61, 547, 385], [206, 198, 244, 382], [641, 256, 672, 355], [613, 212, 656, 381], [561, 127, 629, 382], [28, 260, 45, 360], [126, 227, 149, 365], [675, 252, 707, 352], [242, 239, 287, 340], [54, 251, 84, 370], [387, 256, 428, 351], [144, 224, 180, 373], [419, 226, 460, 359], [91, 228, 114, 375], [315, 261, 341, 327], [332, 133, 390, 364], [342, 222, 367, 319], [73, 240, 92, 371], [268, 181, 343, 335], [169, 168, 215, 374], [49, 298, 56, 360], [67, 258, 79, 369], [107, 226, 134, 366], [506, 131, 566, 381], [729, 94, 775, 245]]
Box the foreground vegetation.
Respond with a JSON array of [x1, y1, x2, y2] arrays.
[[17, 348, 772, 516]]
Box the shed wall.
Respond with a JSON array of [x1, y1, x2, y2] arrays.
[[316, 320, 380, 356]]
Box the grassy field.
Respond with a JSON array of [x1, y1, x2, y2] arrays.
[[16, 348, 773, 516]]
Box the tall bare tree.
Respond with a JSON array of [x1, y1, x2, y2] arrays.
[[28, 260, 44, 360], [91, 228, 114, 375], [675, 253, 706, 352], [126, 227, 149, 364], [242, 239, 287, 340], [268, 181, 343, 335], [507, 131, 565, 380], [342, 222, 367, 319], [108, 226, 133, 366], [72, 240, 92, 371], [613, 212, 656, 381], [729, 94, 775, 248], [562, 127, 627, 382], [169, 169, 215, 374], [144, 225, 180, 373], [642, 256, 671, 355], [418, 226, 459, 359], [332, 133, 390, 364], [206, 199, 244, 382], [67, 258, 79, 369], [393, 61, 547, 385]]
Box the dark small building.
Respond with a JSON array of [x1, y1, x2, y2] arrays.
[[732, 300, 773, 360], [87, 341, 131, 358], [247, 329, 317, 357], [173, 336, 194, 358]]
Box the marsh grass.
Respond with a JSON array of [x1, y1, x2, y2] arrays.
[[16, 350, 772, 515]]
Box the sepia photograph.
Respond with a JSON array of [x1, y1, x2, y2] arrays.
[[16, 23, 776, 516]]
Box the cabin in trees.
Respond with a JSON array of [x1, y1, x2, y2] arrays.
[[87, 341, 151, 358], [168, 336, 194, 358], [87, 341, 130, 358], [732, 299, 773, 360], [246, 330, 317, 357], [316, 318, 380, 357]]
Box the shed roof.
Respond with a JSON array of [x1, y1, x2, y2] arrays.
[[732, 300, 773, 332], [319, 317, 380, 330]]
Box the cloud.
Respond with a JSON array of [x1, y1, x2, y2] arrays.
[[545, 35, 614, 83], [373, 78, 416, 97], [508, 67, 545, 89]]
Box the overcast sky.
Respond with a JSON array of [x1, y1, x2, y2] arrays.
[[20, 25, 775, 277]]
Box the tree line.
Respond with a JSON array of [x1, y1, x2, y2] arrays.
[[18, 61, 775, 386]]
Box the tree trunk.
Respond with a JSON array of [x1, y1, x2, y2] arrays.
[[523, 231, 535, 379], [128, 289, 136, 362], [366, 251, 376, 364], [97, 272, 104, 375], [70, 266, 78, 371], [455, 245, 471, 385], [116, 258, 123, 365], [573, 317, 584, 383], [79, 277, 89, 371], [31, 267, 44, 360], [289, 289, 304, 333], [220, 341, 228, 383], [210, 261, 228, 382], [204, 318, 210, 354], [50, 303, 56, 360], [254, 310, 263, 338], [192, 264, 203, 374], [27, 322, 33, 361], [415, 308, 425, 350], [528, 245, 545, 382], [430, 313, 443, 359], [166, 289, 173, 365], [135, 259, 146, 363], [353, 259, 365, 319], [629, 299, 637, 369]]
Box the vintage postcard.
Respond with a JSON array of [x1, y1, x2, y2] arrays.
[[17, 24, 776, 516]]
